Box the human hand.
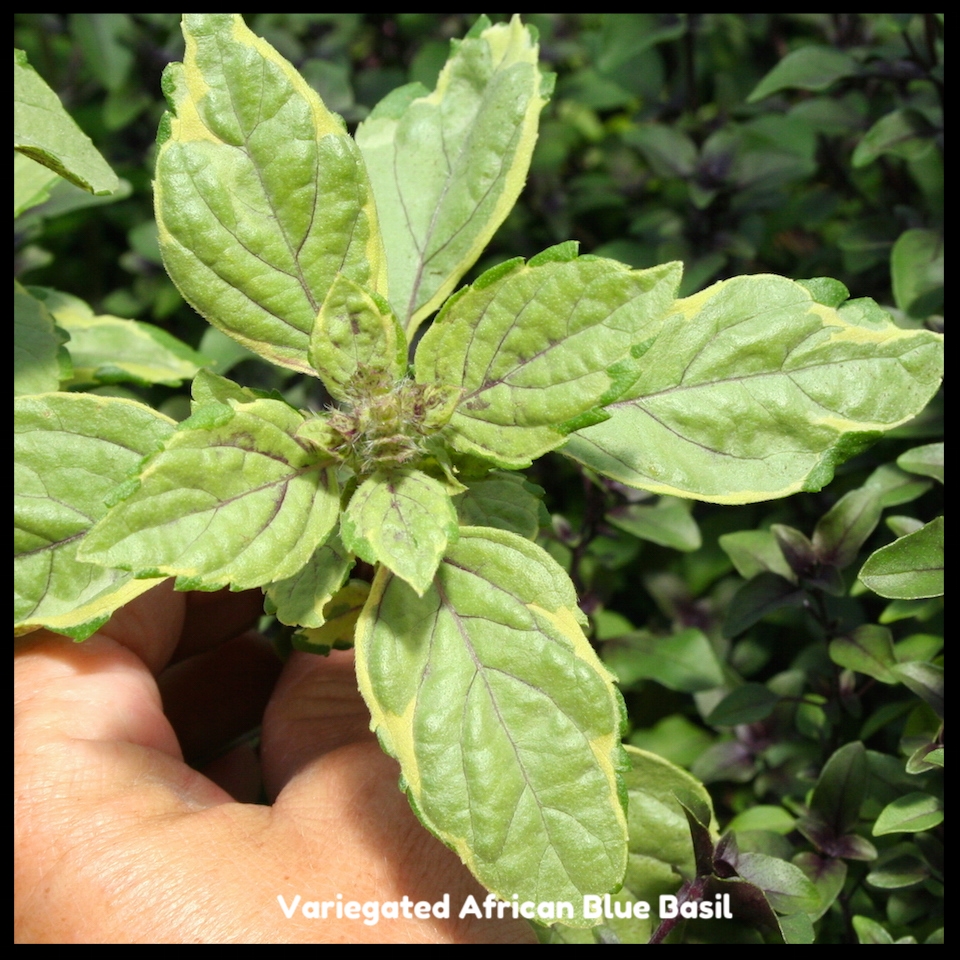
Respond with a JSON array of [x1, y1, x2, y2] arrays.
[[14, 582, 537, 944]]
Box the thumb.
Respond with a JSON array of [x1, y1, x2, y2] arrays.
[[260, 649, 373, 797]]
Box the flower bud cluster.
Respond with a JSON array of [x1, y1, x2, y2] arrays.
[[309, 366, 461, 476]]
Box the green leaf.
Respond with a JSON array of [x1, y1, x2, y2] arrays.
[[805, 831, 877, 863], [866, 850, 930, 889], [915, 746, 943, 771], [452, 471, 546, 539], [309, 274, 407, 401], [852, 915, 896, 944], [14, 152, 60, 218], [733, 851, 820, 916], [852, 109, 937, 167], [705, 683, 779, 726], [894, 633, 943, 664], [14, 282, 70, 396], [340, 469, 459, 595], [154, 14, 386, 376], [293, 580, 369, 654], [726, 114, 819, 194], [15, 393, 174, 638], [718, 529, 794, 581], [197, 327, 260, 376], [603, 628, 725, 692], [890, 229, 943, 318], [872, 792, 943, 836], [694, 875, 790, 942], [79, 398, 340, 590], [265, 532, 354, 628], [355, 527, 628, 924], [862, 462, 933, 507], [595, 746, 716, 944], [796, 695, 830, 740], [40, 290, 205, 387], [896, 443, 943, 485], [606, 497, 702, 552], [890, 661, 943, 718], [595, 14, 687, 71], [625, 746, 715, 864], [771, 524, 817, 578], [356, 15, 554, 335], [777, 910, 816, 944], [796, 276, 850, 308], [809, 741, 868, 840], [727, 805, 796, 835], [14, 48, 119, 195], [16, 168, 131, 233], [883, 516, 922, 539], [829, 626, 898, 684], [627, 715, 714, 770], [792, 853, 847, 921], [747, 46, 860, 102], [416, 253, 681, 467], [625, 123, 698, 178], [878, 596, 942, 625], [812, 486, 882, 568], [859, 517, 943, 599], [70, 14, 134, 93], [189, 368, 267, 407], [866, 748, 929, 808], [723, 572, 805, 638], [563, 275, 944, 503], [905, 741, 942, 775]]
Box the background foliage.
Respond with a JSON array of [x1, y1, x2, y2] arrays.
[[14, 14, 943, 944]]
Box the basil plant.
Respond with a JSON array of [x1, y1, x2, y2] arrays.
[[14, 15, 944, 925]]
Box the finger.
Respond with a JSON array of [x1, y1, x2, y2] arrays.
[[260, 649, 373, 798], [14, 629, 229, 801], [97, 579, 186, 674]]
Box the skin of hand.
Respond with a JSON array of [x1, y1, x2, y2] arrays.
[[14, 581, 537, 944]]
